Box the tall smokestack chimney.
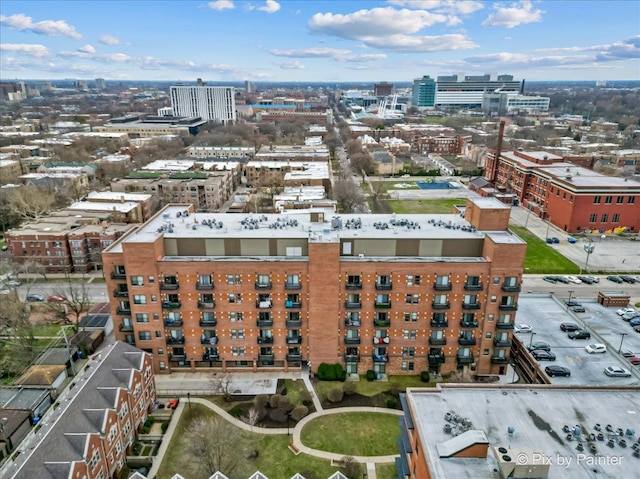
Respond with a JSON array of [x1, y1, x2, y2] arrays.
[[488, 120, 505, 183]]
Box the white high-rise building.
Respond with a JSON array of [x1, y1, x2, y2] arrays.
[[169, 85, 236, 124]]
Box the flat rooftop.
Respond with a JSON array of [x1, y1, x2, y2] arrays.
[[406, 385, 640, 479], [86, 191, 152, 202]]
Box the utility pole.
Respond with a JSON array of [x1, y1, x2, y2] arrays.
[[61, 325, 77, 377]]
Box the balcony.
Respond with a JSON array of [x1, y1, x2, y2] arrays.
[[196, 282, 214, 290], [458, 337, 477, 346], [496, 322, 514, 330], [374, 318, 390, 327], [257, 318, 273, 327], [499, 304, 518, 311], [375, 282, 392, 291], [285, 300, 302, 309], [162, 301, 181, 309], [111, 271, 126, 280], [345, 282, 362, 290], [434, 283, 452, 291], [119, 324, 133, 332], [286, 354, 302, 362], [428, 353, 445, 365], [429, 337, 447, 346], [286, 319, 302, 327], [460, 320, 479, 328], [257, 337, 274, 344], [344, 336, 361, 345], [464, 283, 483, 291], [259, 354, 275, 363], [374, 300, 392, 309], [203, 352, 219, 361], [491, 356, 509, 364], [160, 282, 179, 290], [116, 307, 131, 315], [255, 281, 272, 290], [344, 353, 360, 362], [494, 338, 512, 347], [169, 354, 186, 362], [345, 301, 362, 309], [199, 318, 217, 327], [430, 320, 448, 328], [372, 353, 389, 363], [432, 301, 450, 310], [113, 289, 129, 298], [462, 302, 481, 310], [344, 319, 361, 327], [197, 300, 215, 309], [286, 336, 302, 344], [285, 282, 301, 290], [256, 300, 272, 309], [457, 354, 474, 365], [166, 336, 185, 345], [201, 336, 218, 345], [501, 284, 521, 293], [164, 319, 183, 327]]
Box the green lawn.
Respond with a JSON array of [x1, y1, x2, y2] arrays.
[[314, 375, 432, 401], [301, 412, 400, 456], [156, 404, 340, 479], [387, 198, 465, 214], [377, 463, 400, 479], [31, 323, 64, 337], [509, 225, 580, 274], [371, 181, 420, 193]]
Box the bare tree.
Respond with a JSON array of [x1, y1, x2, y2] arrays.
[[242, 406, 264, 430], [332, 179, 366, 213], [210, 373, 235, 401], [6, 185, 56, 221], [350, 152, 377, 181], [47, 276, 93, 331], [0, 292, 38, 378], [182, 416, 246, 477]]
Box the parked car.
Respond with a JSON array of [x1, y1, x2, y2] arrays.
[[585, 343, 607, 354], [617, 307, 636, 316], [620, 350, 635, 358], [567, 237, 577, 244], [568, 330, 591, 340], [629, 318, 640, 327], [588, 276, 600, 283], [543, 275, 559, 283], [565, 299, 582, 306], [546, 237, 560, 244], [607, 275, 624, 284], [564, 276, 582, 284], [26, 293, 46, 302], [555, 276, 571, 284], [560, 322, 580, 332], [514, 324, 533, 333], [628, 356, 640, 366], [604, 366, 631, 378], [577, 276, 595, 284], [570, 305, 586, 313], [635, 325, 640, 333], [6, 279, 22, 287], [47, 294, 66, 303], [528, 341, 551, 351], [621, 312, 640, 322], [620, 275, 637, 284], [166, 398, 180, 409], [532, 350, 556, 361], [545, 365, 571, 377]]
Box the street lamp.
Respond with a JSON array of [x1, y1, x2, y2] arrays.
[[287, 410, 292, 436], [583, 239, 595, 273], [566, 290, 575, 311], [618, 333, 628, 354], [528, 332, 537, 348]]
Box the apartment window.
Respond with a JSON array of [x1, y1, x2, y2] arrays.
[[157, 348, 164, 355], [605, 196, 612, 204], [629, 196, 636, 204], [435, 275, 450, 288], [198, 274, 212, 286], [612, 214, 620, 223], [232, 346, 245, 356], [70, 240, 81, 247], [588, 213, 597, 223], [617, 196, 624, 204], [401, 361, 415, 371], [498, 313, 512, 325], [138, 331, 151, 340], [133, 295, 146, 305], [89, 450, 101, 470], [403, 330, 417, 340], [593, 196, 601, 204], [228, 293, 242, 304], [227, 274, 241, 285], [406, 275, 414, 286], [433, 294, 448, 305], [569, 195, 573, 203], [148, 276, 154, 284], [405, 294, 419, 304], [257, 274, 271, 286], [404, 312, 418, 322], [135, 313, 149, 323], [601, 213, 608, 222], [286, 274, 300, 288], [230, 312, 243, 322], [231, 329, 245, 339], [131, 276, 144, 286]]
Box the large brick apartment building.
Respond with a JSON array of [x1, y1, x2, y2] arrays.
[[103, 198, 526, 378], [485, 150, 640, 233]]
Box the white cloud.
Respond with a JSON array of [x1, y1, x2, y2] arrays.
[[0, 13, 81, 39], [208, 0, 235, 11], [0, 43, 49, 58], [338, 53, 387, 62], [270, 47, 351, 58], [275, 60, 305, 69], [482, 1, 544, 28], [364, 33, 477, 52], [78, 44, 96, 54], [99, 34, 121, 45], [388, 1, 484, 15], [257, 0, 281, 14]]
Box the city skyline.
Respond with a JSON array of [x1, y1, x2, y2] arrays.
[[0, 0, 639, 82]]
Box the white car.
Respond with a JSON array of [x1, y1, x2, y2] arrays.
[[564, 276, 582, 284], [514, 324, 533, 333], [617, 307, 636, 316], [585, 343, 607, 354], [604, 366, 631, 378]]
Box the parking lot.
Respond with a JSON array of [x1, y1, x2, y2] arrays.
[[515, 294, 640, 385]]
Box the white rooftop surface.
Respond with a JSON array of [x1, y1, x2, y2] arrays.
[[407, 386, 640, 479], [284, 166, 329, 180], [20, 173, 81, 179], [246, 160, 328, 171], [0, 159, 19, 167], [86, 191, 152, 202], [63, 131, 129, 139], [189, 146, 254, 152], [96, 154, 130, 163], [199, 161, 240, 171], [68, 201, 139, 213], [109, 205, 523, 254], [537, 165, 640, 188], [142, 159, 195, 171]]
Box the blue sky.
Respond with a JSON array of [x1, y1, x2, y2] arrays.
[[1, 0, 639, 82]]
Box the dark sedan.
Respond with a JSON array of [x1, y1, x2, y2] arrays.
[[607, 275, 624, 284], [532, 350, 557, 361], [528, 341, 551, 351], [545, 366, 571, 377], [560, 322, 580, 332]]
